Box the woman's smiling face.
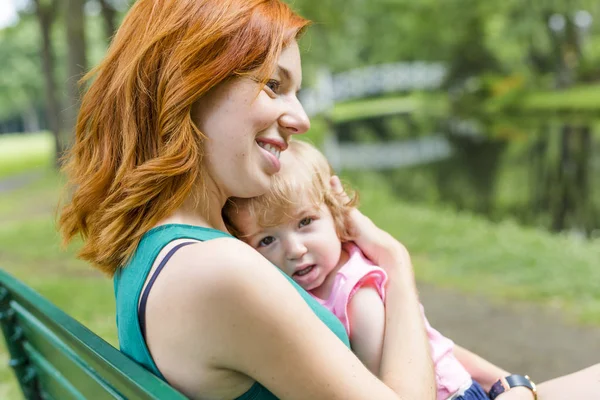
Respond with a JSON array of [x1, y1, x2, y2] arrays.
[[192, 40, 310, 200]]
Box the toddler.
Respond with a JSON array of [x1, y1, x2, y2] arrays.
[[224, 139, 523, 400]]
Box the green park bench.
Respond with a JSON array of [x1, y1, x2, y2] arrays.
[[0, 269, 187, 399]]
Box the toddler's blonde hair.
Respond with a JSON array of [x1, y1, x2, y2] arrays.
[[224, 140, 358, 241]]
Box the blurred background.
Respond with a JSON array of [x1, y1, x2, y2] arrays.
[[1, 0, 599, 397]]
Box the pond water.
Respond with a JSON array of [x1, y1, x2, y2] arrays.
[[334, 115, 600, 237]]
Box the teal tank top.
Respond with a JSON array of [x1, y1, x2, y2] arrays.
[[114, 224, 350, 400]]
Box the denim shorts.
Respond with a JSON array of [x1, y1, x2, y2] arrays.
[[452, 380, 488, 400]]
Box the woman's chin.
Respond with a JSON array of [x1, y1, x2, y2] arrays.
[[231, 176, 271, 199]]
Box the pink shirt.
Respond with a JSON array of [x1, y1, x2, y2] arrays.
[[313, 243, 472, 400]]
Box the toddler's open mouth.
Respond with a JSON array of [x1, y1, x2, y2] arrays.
[[294, 264, 316, 277]]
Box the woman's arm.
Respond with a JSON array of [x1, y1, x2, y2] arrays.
[[331, 176, 436, 398], [456, 347, 600, 399], [380, 252, 435, 397]]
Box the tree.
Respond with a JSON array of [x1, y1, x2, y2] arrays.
[[33, 0, 63, 165], [64, 0, 88, 154], [0, 17, 44, 132], [98, 0, 117, 44]]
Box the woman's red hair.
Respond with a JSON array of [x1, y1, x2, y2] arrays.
[[59, 0, 310, 275]]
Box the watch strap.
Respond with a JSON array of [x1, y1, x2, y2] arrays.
[[489, 377, 508, 399], [506, 374, 536, 392]]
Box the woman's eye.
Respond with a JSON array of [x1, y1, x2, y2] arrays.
[[265, 79, 281, 94], [299, 217, 312, 228], [258, 236, 276, 247]]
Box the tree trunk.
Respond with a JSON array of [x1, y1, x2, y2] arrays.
[[21, 103, 40, 133], [550, 125, 572, 232], [98, 0, 117, 44], [34, 0, 62, 167], [575, 126, 592, 236], [64, 0, 88, 152]]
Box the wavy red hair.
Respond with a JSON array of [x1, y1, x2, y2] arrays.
[[59, 0, 310, 275]]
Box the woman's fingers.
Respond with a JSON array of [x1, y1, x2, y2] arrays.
[[330, 175, 383, 258], [329, 175, 410, 272], [330, 175, 351, 205], [330, 175, 364, 235], [330, 175, 362, 222]]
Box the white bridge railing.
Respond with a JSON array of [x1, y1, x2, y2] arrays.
[[300, 62, 452, 170], [324, 134, 452, 171], [299, 62, 447, 117]]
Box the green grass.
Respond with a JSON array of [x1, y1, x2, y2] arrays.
[[349, 171, 600, 325], [0, 169, 115, 398], [0, 132, 54, 178]]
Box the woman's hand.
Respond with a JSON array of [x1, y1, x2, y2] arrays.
[[330, 175, 411, 275]]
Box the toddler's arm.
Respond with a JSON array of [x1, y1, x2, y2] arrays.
[[453, 344, 510, 392], [347, 285, 386, 376]]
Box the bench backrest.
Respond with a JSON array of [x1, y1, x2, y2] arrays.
[[0, 270, 188, 400]]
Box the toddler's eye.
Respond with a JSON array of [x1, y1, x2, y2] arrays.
[[299, 217, 312, 228], [265, 79, 281, 94], [258, 236, 276, 247]]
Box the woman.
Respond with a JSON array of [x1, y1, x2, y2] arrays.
[[59, 1, 599, 399], [60, 0, 435, 399]]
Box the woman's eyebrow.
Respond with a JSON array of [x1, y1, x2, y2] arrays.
[[277, 65, 302, 90]]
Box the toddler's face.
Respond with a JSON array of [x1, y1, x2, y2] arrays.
[[233, 198, 343, 291]]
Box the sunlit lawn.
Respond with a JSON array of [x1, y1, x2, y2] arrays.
[[1, 132, 599, 397], [0, 132, 115, 398], [0, 132, 54, 179]]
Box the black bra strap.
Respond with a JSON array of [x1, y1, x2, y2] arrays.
[[138, 241, 196, 339]]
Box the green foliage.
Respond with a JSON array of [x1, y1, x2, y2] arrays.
[[332, 93, 448, 123], [520, 84, 600, 112], [0, 15, 45, 120], [0, 7, 113, 127], [291, 0, 600, 97]]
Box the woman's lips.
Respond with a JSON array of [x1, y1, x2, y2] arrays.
[[257, 142, 281, 172]]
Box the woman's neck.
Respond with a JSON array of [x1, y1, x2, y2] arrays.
[[155, 185, 229, 232]]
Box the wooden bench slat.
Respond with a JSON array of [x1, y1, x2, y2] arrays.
[[22, 342, 85, 400], [0, 270, 188, 399], [14, 302, 124, 399]]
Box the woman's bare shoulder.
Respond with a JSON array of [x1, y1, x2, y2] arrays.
[[164, 236, 282, 293]]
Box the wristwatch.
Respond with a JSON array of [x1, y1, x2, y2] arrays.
[[489, 374, 537, 400]]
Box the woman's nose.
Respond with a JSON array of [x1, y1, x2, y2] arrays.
[[278, 96, 310, 135]]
